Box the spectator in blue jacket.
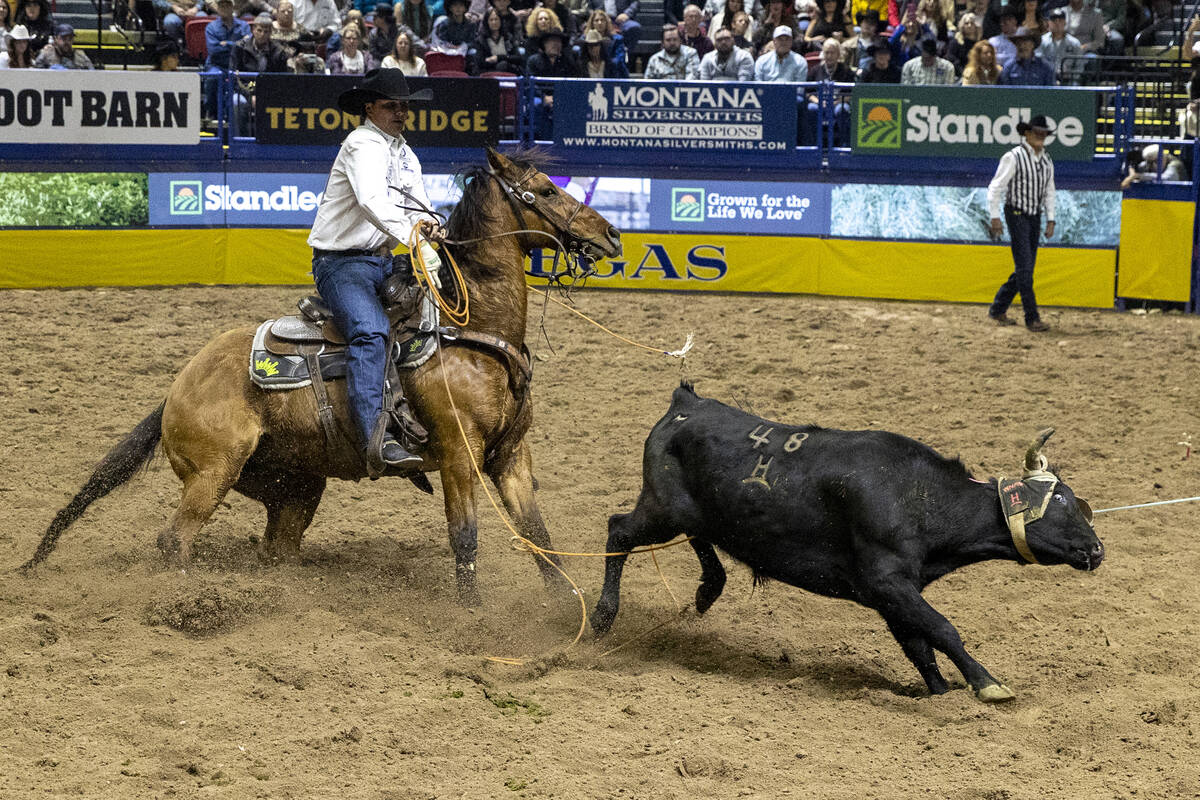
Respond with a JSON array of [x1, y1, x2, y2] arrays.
[[206, 0, 250, 69], [203, 0, 250, 119], [998, 29, 1054, 85]]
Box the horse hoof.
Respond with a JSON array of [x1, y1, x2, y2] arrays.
[[975, 683, 1016, 703]]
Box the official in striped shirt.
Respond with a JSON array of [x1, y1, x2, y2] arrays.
[[986, 114, 1057, 332]]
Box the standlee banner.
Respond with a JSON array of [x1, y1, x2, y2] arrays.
[[148, 171, 464, 226], [0, 71, 200, 145], [649, 180, 830, 235], [253, 75, 501, 146], [850, 86, 1096, 161], [554, 80, 797, 152]]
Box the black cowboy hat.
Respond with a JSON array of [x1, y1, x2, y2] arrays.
[[1007, 30, 1040, 44], [337, 68, 432, 114], [530, 29, 569, 48], [1016, 114, 1055, 134], [856, 8, 881, 25]]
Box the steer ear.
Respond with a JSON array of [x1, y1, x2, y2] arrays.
[[1024, 427, 1055, 471]]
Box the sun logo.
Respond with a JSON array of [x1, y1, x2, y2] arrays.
[[255, 358, 280, 377], [670, 188, 705, 222], [169, 180, 203, 215], [856, 99, 903, 149]]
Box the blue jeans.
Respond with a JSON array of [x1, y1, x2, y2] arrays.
[[312, 252, 393, 448], [990, 207, 1041, 324]]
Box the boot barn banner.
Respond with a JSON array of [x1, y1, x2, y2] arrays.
[[253, 75, 501, 147], [850, 85, 1097, 161], [553, 80, 798, 153], [0, 71, 200, 145]]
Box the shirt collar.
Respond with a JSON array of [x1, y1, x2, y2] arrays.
[[363, 117, 407, 149]]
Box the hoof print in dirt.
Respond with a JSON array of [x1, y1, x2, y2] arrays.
[[144, 582, 274, 635]]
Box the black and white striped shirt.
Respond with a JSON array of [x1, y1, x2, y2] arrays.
[[987, 141, 1056, 221]]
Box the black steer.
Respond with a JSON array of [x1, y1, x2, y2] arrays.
[[593, 382, 1103, 702]]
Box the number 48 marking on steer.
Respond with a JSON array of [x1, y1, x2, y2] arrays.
[[748, 425, 809, 452]]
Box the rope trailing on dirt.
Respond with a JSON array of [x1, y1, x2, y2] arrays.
[[529, 286, 694, 358]]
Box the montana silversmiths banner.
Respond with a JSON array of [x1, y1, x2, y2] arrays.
[[254, 75, 500, 146], [0, 71, 199, 145], [850, 86, 1096, 161], [554, 80, 797, 152]]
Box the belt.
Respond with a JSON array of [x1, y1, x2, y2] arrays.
[[312, 247, 390, 259]]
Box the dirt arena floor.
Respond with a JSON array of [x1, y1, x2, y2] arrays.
[[2, 285, 1199, 799]]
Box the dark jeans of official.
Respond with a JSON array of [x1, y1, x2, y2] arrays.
[[990, 207, 1041, 325], [312, 252, 393, 449]]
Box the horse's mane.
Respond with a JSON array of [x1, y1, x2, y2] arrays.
[[443, 147, 558, 256]]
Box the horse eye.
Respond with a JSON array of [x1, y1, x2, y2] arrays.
[[1052, 493, 1067, 505]]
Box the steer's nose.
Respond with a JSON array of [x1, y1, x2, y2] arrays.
[[1088, 540, 1105, 570]]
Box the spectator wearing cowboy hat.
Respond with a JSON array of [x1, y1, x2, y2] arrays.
[[858, 40, 899, 81], [34, 23, 93, 68], [987, 4, 1018, 68], [577, 27, 629, 77], [986, 114, 1057, 333], [368, 2, 399, 61], [431, 0, 478, 54], [525, 28, 574, 138], [842, 7, 882, 72], [307, 69, 440, 474], [998, 26, 1053, 85], [900, 35, 956, 83], [1, 24, 35, 68]]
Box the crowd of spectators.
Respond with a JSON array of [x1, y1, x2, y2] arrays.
[[0, 0, 1192, 176], [0, 0, 1184, 85]]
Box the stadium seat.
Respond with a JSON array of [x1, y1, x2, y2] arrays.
[[478, 71, 517, 78], [804, 51, 821, 72], [424, 51, 466, 73], [429, 69, 470, 77], [185, 17, 208, 61]]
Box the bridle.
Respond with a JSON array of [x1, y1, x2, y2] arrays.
[[389, 163, 608, 286], [485, 164, 600, 283]]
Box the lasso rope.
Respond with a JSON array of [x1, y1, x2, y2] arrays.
[[1092, 495, 1200, 514], [409, 227, 469, 328], [529, 286, 695, 358]]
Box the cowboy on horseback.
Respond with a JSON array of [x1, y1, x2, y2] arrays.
[[308, 68, 443, 474]]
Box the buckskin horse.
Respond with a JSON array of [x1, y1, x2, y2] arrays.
[[23, 148, 623, 606]]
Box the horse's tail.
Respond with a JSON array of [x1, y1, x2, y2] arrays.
[[21, 402, 165, 571]]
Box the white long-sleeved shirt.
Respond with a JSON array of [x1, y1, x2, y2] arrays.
[[308, 118, 436, 252], [987, 139, 1056, 222], [292, 0, 341, 34]]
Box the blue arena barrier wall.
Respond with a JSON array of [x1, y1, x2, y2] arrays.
[[1, 72, 1196, 309]]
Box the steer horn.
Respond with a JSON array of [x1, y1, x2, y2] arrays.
[[1024, 427, 1055, 471]]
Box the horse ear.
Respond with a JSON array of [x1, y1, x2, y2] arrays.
[[486, 146, 512, 173]]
